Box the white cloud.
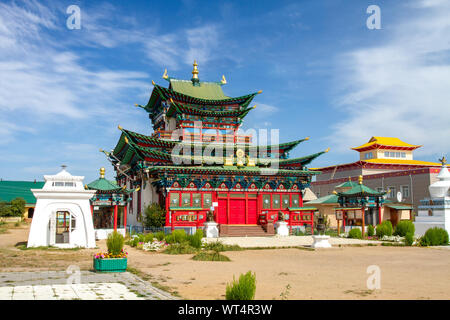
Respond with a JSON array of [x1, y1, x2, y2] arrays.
[[329, 0, 450, 156]]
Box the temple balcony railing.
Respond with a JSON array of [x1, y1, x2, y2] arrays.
[[151, 130, 253, 144]]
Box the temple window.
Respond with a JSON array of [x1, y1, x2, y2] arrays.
[[262, 194, 271, 209], [272, 194, 280, 209], [401, 185, 410, 198], [388, 187, 396, 198], [364, 152, 373, 159]]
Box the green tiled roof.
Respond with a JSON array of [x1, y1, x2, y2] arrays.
[[304, 194, 338, 205], [338, 184, 384, 197], [335, 180, 359, 188], [0, 181, 44, 204], [384, 204, 414, 210], [86, 178, 122, 192], [170, 80, 229, 100]]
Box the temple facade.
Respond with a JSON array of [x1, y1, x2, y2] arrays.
[[105, 62, 327, 236]]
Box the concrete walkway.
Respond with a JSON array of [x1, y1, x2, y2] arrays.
[[0, 271, 176, 300], [203, 235, 381, 248]]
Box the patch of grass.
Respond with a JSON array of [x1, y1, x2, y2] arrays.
[[202, 242, 243, 252], [15, 244, 82, 251], [163, 242, 199, 255], [344, 289, 375, 297], [151, 281, 181, 297], [192, 251, 231, 261], [381, 242, 405, 247]]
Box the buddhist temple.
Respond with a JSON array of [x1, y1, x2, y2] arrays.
[[104, 62, 328, 236]]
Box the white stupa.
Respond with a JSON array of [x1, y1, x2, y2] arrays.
[[415, 157, 450, 236], [27, 166, 97, 248]]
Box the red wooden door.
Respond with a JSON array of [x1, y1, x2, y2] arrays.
[[247, 199, 257, 224], [217, 199, 227, 224], [229, 199, 245, 224]]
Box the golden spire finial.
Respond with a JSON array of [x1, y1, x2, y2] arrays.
[[358, 175, 363, 184], [152, 80, 155, 85], [192, 60, 199, 80], [221, 75, 227, 84], [439, 156, 447, 166], [325, 148, 330, 153], [100, 167, 105, 179], [162, 68, 168, 79]]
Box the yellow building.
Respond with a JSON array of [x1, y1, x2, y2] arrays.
[[310, 136, 444, 222]]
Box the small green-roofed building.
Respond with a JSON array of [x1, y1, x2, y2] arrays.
[[0, 180, 45, 218], [86, 168, 136, 239]]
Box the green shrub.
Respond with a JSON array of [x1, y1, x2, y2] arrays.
[[129, 237, 140, 247], [394, 220, 415, 237], [143, 203, 166, 228], [171, 229, 187, 243], [225, 271, 256, 300], [367, 225, 375, 237], [419, 227, 449, 246], [164, 234, 175, 244], [376, 221, 393, 238], [404, 232, 414, 246], [155, 231, 165, 241], [107, 231, 124, 255], [143, 233, 155, 243], [189, 229, 203, 249], [348, 228, 362, 239]]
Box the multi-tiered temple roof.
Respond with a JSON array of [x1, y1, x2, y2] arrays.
[[105, 62, 327, 188]]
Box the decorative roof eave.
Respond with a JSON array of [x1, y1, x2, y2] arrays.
[[279, 149, 329, 167], [145, 84, 260, 110], [147, 165, 320, 177], [116, 127, 309, 154], [166, 100, 254, 118], [351, 143, 420, 152]]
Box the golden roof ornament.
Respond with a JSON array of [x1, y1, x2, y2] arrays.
[[191, 60, 199, 82], [162, 68, 168, 79], [439, 156, 447, 166], [100, 167, 105, 179], [358, 175, 363, 185], [221, 75, 227, 84]]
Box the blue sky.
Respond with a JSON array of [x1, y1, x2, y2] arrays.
[[0, 0, 449, 182]]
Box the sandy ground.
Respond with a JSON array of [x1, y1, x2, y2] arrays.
[[1, 222, 449, 300]]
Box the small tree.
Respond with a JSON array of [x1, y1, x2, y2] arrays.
[[10, 198, 26, 217], [144, 203, 166, 228], [0, 198, 25, 217]]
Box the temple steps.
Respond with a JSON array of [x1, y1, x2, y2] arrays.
[[219, 225, 274, 237]]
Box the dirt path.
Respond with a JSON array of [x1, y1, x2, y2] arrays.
[[1, 223, 449, 300], [126, 245, 450, 300]]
